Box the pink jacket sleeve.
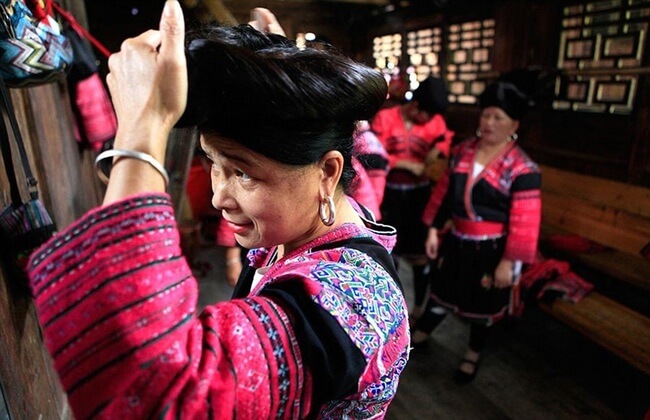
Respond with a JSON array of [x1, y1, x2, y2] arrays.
[[504, 188, 542, 263], [28, 194, 310, 419]]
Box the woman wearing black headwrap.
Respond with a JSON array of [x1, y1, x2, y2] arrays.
[[411, 81, 542, 383]]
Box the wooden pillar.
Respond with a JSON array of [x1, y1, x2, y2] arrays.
[[182, 0, 239, 25], [166, 127, 199, 217]]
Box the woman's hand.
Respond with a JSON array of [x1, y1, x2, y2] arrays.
[[425, 227, 439, 259], [107, 0, 187, 153], [493, 258, 514, 288], [103, 0, 187, 204], [424, 148, 441, 165], [249, 7, 286, 36], [394, 159, 425, 177]]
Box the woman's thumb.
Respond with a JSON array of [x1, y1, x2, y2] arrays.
[[159, 0, 185, 58]]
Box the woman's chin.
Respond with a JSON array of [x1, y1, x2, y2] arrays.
[[234, 233, 263, 250]]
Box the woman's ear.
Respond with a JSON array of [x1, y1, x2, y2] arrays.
[[511, 120, 520, 134], [319, 151, 344, 197]]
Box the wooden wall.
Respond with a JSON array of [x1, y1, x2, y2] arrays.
[[0, 2, 101, 418]]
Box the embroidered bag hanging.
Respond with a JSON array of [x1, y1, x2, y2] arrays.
[[0, 75, 56, 293], [0, 0, 73, 87]]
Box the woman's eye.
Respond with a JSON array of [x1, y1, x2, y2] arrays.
[[200, 150, 212, 161], [237, 170, 252, 181]]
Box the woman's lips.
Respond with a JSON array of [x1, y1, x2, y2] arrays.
[[226, 220, 252, 234]]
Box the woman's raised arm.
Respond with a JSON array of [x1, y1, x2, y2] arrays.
[[102, 0, 187, 205]]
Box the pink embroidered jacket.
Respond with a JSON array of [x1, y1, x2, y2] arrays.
[[27, 193, 410, 419]]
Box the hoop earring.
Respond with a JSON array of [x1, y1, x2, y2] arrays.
[[319, 196, 336, 226], [475, 128, 482, 137], [509, 133, 518, 142]]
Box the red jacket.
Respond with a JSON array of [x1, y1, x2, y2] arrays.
[[371, 106, 453, 171]]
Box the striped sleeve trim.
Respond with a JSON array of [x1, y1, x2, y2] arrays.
[[29, 194, 173, 271], [230, 297, 308, 419], [26, 194, 312, 418]]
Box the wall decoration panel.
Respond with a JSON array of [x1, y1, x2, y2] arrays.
[[554, 0, 648, 114]]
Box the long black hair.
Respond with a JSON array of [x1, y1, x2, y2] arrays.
[[176, 24, 387, 192]]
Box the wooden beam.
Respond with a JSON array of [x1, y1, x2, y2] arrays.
[[200, 0, 238, 25]]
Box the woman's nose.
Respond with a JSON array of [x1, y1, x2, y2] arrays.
[[211, 177, 234, 210]]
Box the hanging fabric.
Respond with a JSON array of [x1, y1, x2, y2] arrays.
[[0, 75, 56, 293]]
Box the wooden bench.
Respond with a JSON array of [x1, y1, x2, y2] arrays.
[[537, 164, 650, 375]]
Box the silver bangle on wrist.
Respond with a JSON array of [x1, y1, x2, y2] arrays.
[[95, 149, 170, 188]]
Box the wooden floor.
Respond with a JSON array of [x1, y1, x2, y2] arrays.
[[193, 246, 649, 420]]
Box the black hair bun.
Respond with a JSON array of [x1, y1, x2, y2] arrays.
[[175, 24, 387, 131]]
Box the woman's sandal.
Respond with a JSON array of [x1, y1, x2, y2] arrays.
[[453, 358, 480, 384]]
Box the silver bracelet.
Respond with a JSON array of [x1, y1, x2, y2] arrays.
[[95, 149, 170, 188]]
